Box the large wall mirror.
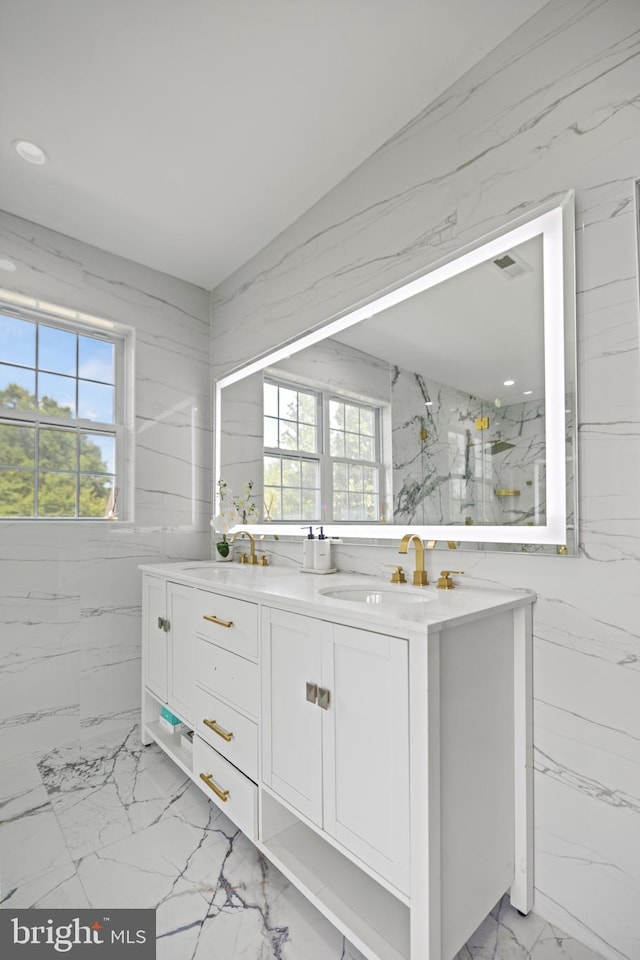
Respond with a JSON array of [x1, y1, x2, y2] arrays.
[[216, 192, 577, 553]]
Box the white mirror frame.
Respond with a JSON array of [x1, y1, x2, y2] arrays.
[[215, 192, 576, 546]]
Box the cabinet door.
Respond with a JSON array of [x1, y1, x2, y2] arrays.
[[167, 581, 195, 724], [323, 624, 410, 894], [262, 609, 324, 826], [142, 575, 168, 701]]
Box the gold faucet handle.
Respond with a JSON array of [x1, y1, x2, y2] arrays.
[[258, 552, 269, 566], [436, 570, 464, 589], [385, 564, 406, 583], [239, 552, 248, 564]]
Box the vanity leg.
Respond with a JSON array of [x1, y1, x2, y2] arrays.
[[511, 604, 533, 914], [409, 633, 442, 959], [140, 690, 154, 746]]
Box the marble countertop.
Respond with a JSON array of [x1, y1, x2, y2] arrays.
[[139, 561, 535, 636]]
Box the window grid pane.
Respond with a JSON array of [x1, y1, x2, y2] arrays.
[[0, 310, 123, 520], [263, 453, 320, 521], [264, 381, 318, 455], [39, 325, 77, 376], [328, 398, 378, 463], [330, 395, 381, 520], [79, 474, 115, 518], [0, 364, 37, 406], [0, 466, 35, 517], [0, 315, 36, 368], [78, 336, 115, 385]]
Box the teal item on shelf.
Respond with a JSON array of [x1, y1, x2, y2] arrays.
[[160, 706, 181, 725]]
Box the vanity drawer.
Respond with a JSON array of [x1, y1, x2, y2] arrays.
[[195, 685, 258, 780], [193, 735, 257, 839], [196, 638, 260, 719], [194, 590, 258, 660]]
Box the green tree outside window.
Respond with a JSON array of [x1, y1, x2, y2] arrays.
[[0, 383, 114, 518]]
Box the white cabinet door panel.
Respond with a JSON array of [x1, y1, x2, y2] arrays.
[[263, 609, 324, 826], [167, 581, 195, 724], [323, 624, 410, 894], [142, 576, 168, 702]]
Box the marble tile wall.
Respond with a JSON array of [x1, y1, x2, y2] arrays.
[[0, 212, 212, 756], [392, 367, 551, 528], [210, 2, 640, 957]]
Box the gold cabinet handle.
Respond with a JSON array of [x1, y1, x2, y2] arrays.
[[202, 718, 234, 742], [199, 772, 230, 802], [202, 615, 234, 628], [317, 687, 330, 710]]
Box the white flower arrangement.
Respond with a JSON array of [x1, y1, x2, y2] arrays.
[[210, 480, 258, 547]]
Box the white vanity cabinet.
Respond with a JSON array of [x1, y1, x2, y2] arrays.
[[262, 607, 410, 894], [139, 562, 534, 960]]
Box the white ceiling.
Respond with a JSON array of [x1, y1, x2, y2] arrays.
[[0, 1, 547, 290], [336, 235, 545, 404]]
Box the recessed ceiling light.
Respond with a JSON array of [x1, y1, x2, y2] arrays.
[[523, 390, 533, 396], [13, 139, 48, 165], [0, 258, 16, 272], [503, 379, 515, 386]]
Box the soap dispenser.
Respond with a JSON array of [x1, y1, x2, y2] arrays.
[[314, 526, 331, 571], [301, 526, 315, 571]]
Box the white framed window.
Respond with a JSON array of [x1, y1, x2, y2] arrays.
[[0, 303, 132, 520], [263, 378, 383, 522], [263, 380, 321, 521], [328, 397, 381, 521]]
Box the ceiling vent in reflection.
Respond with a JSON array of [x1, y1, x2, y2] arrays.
[[492, 250, 532, 279]]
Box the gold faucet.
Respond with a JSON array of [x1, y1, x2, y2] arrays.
[[436, 570, 465, 590], [398, 534, 428, 585], [230, 529, 257, 564], [385, 564, 406, 584]]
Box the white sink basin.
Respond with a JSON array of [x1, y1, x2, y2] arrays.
[[320, 586, 432, 605], [179, 564, 233, 579]]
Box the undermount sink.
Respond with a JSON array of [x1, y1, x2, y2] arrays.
[[319, 586, 433, 605]]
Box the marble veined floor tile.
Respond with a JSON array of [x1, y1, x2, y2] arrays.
[[0, 753, 73, 896], [37, 725, 193, 860], [76, 792, 234, 911], [455, 897, 605, 960], [157, 820, 357, 960], [1, 862, 88, 910], [2, 727, 607, 960]]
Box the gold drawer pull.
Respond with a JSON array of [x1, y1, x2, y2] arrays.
[[202, 614, 234, 628], [203, 718, 234, 742], [199, 772, 230, 802]]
